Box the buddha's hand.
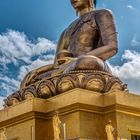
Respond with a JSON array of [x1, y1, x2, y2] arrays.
[[56, 57, 77, 66]]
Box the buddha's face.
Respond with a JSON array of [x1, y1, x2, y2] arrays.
[[71, 0, 89, 10]]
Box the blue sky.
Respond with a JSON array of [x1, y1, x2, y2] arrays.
[[0, 0, 140, 106]]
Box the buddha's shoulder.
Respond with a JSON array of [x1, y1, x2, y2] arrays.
[[64, 9, 113, 32], [94, 9, 113, 16], [79, 9, 114, 20]]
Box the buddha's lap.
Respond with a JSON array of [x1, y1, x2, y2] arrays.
[[38, 56, 111, 79], [64, 55, 111, 73]]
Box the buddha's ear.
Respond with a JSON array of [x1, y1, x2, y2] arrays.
[[88, 0, 95, 11], [89, 0, 93, 8]]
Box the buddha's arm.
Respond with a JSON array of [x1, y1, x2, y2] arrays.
[[54, 31, 66, 64], [20, 64, 54, 89], [31, 64, 54, 75], [87, 9, 118, 61], [21, 31, 68, 88]]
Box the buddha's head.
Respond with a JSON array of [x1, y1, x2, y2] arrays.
[[71, 0, 96, 15]]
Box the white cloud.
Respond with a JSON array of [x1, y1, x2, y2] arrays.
[[0, 76, 20, 89], [0, 29, 56, 101], [29, 56, 54, 70], [127, 5, 135, 10], [127, 5, 140, 14], [0, 29, 56, 66], [110, 50, 140, 94], [33, 38, 56, 55], [0, 97, 4, 109], [0, 30, 32, 65], [131, 34, 140, 47]]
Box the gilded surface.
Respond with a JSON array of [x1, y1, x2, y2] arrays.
[[21, 0, 118, 88], [105, 120, 115, 140], [0, 128, 7, 140], [52, 113, 61, 140], [4, 0, 127, 107], [4, 70, 127, 107], [1, 90, 140, 139]]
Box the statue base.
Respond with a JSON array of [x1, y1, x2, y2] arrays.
[[0, 89, 140, 140]]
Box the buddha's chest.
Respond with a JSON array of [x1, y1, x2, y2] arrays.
[[63, 14, 100, 56], [65, 18, 97, 42]]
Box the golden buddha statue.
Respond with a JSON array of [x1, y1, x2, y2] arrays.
[[4, 0, 127, 107], [20, 0, 117, 89]]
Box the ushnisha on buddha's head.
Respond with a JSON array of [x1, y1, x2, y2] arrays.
[[71, 0, 97, 16]]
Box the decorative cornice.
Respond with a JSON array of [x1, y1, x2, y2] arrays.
[[4, 70, 127, 107], [0, 101, 140, 128]]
